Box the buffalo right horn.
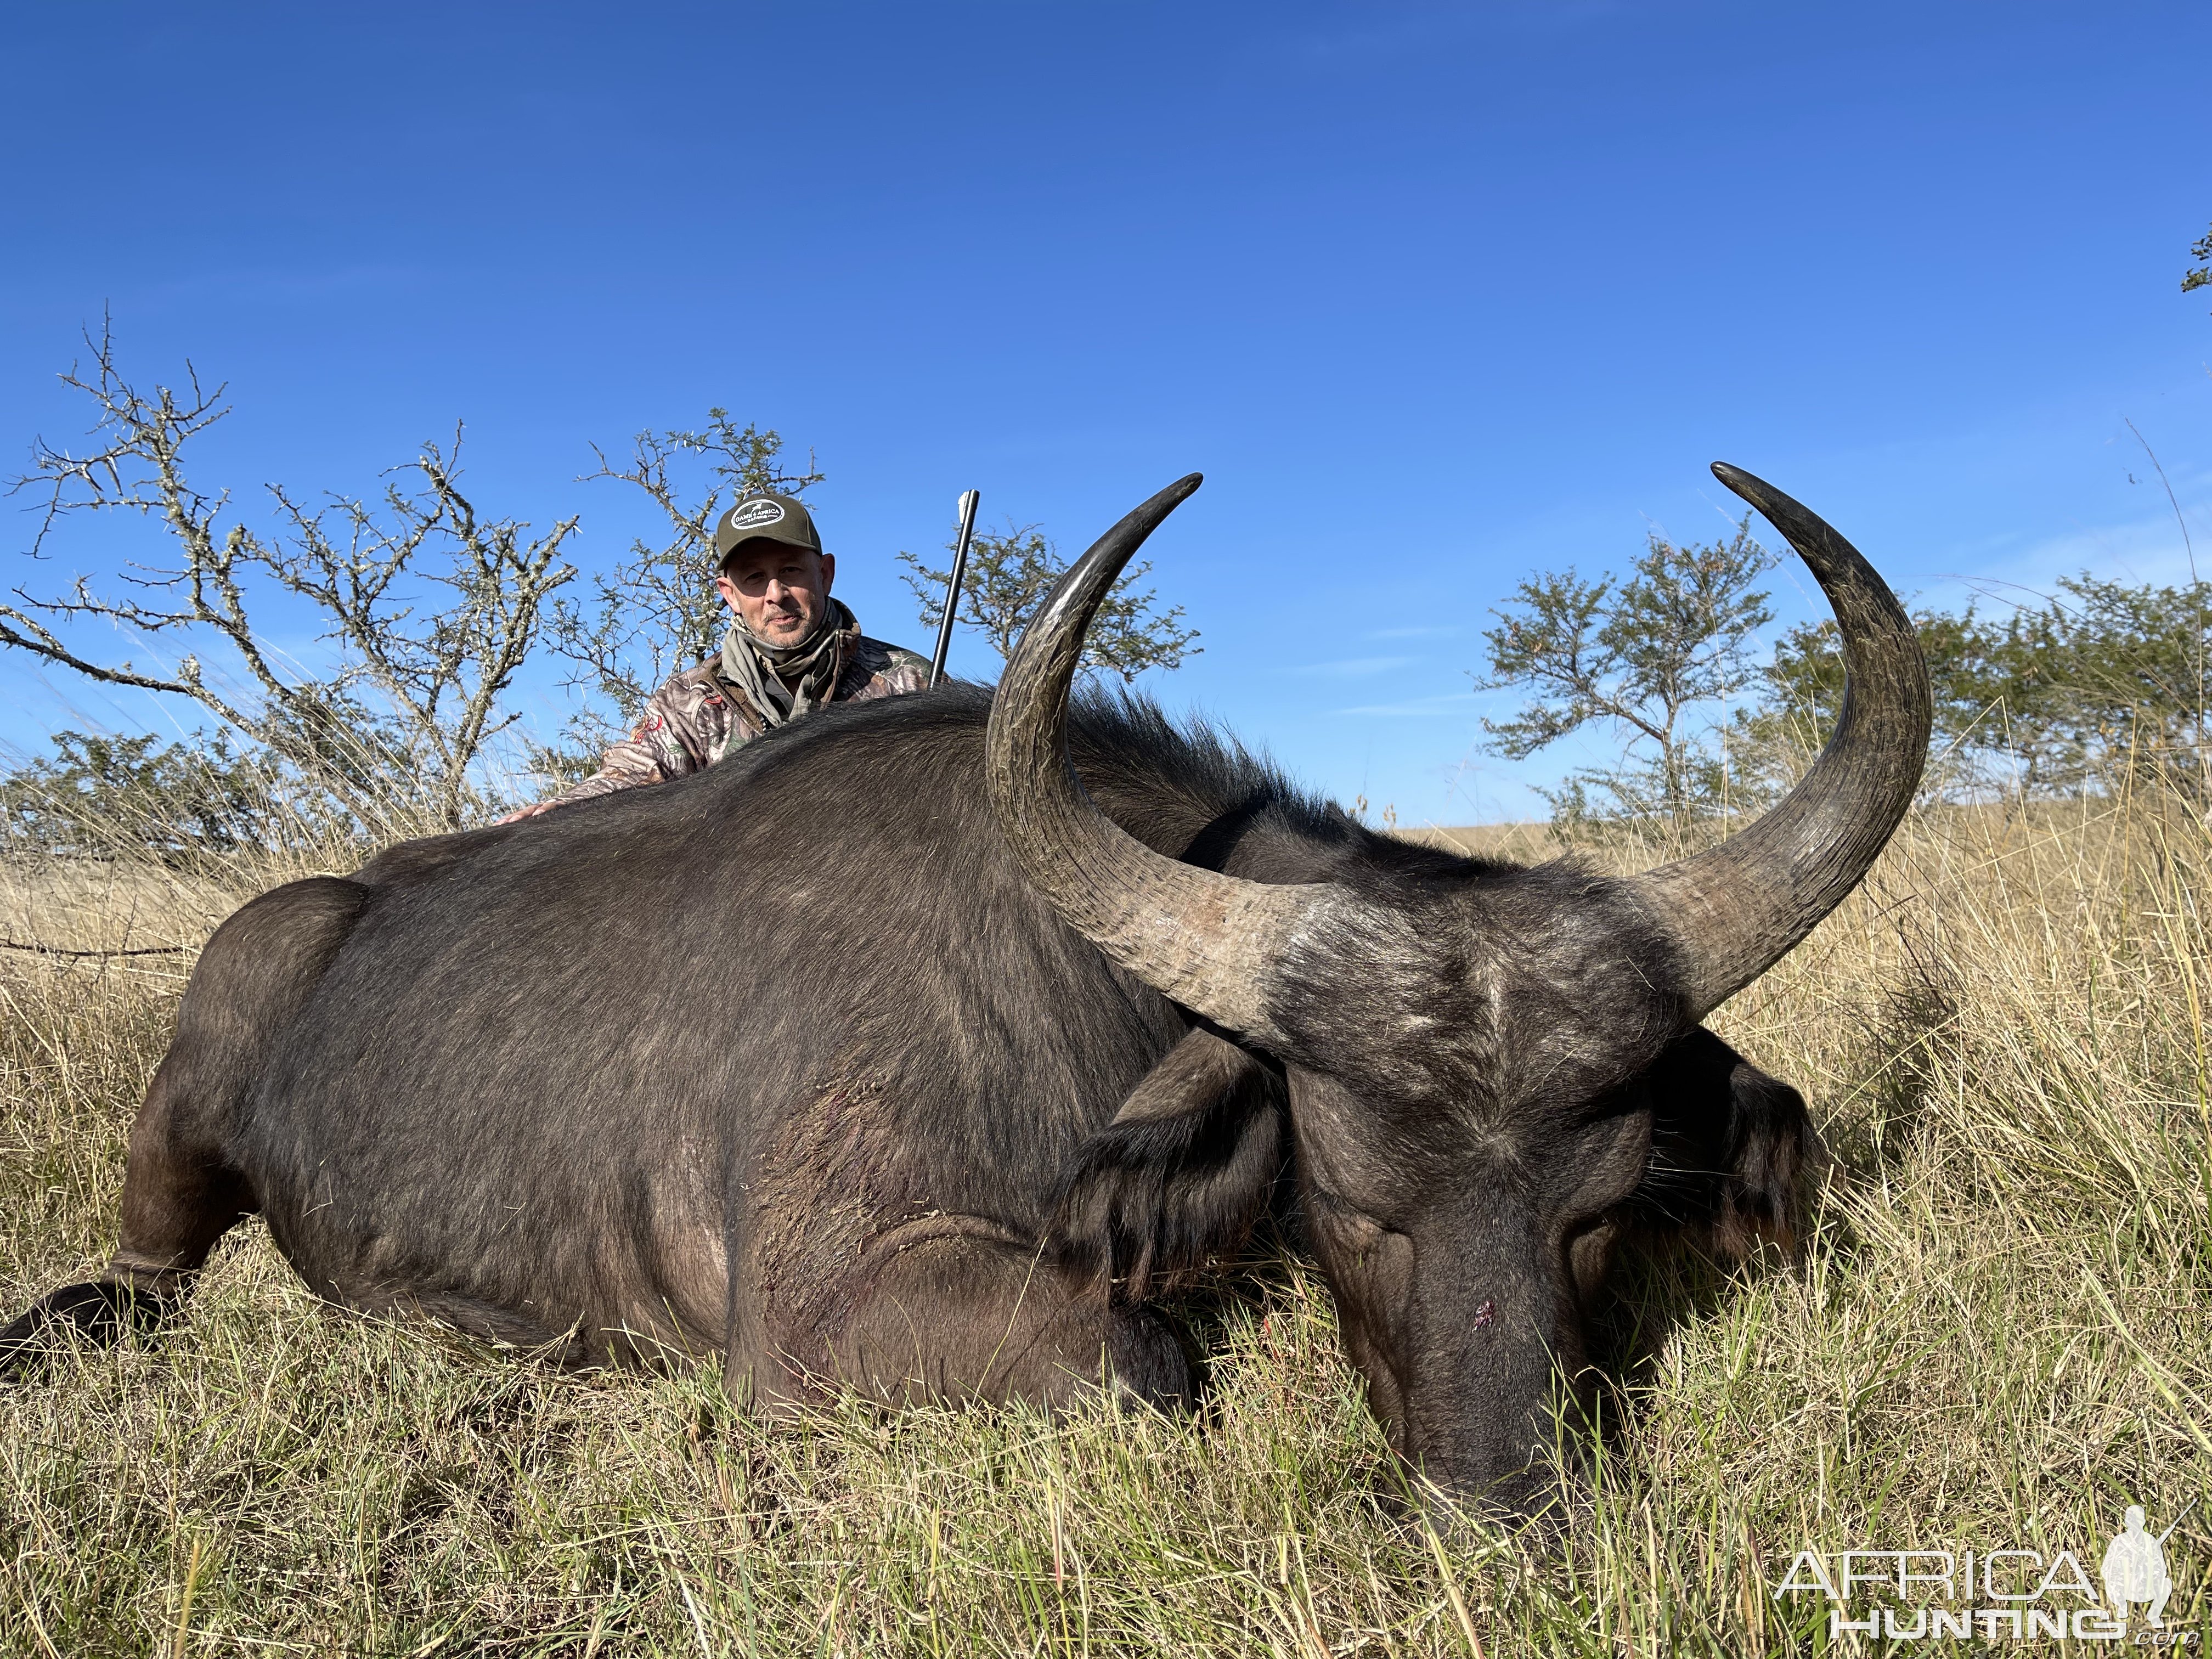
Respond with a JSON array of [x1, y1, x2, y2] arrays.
[[984, 475, 1350, 1048], [1635, 464, 1932, 1019]]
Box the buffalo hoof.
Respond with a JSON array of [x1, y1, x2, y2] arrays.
[[0, 1280, 173, 1381]]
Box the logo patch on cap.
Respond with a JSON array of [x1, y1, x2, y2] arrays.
[[726, 499, 787, 533]]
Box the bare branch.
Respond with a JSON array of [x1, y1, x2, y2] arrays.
[[3, 333, 580, 833]]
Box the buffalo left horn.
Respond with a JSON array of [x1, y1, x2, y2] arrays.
[[984, 473, 1350, 1047], [1634, 464, 1932, 1019]]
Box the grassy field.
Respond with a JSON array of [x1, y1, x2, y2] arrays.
[[3, 792, 2209, 1655]]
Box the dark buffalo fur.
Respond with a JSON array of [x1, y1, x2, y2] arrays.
[[1, 684, 1818, 1512]]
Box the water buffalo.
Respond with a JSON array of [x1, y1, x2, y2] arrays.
[[1, 464, 1929, 1513]]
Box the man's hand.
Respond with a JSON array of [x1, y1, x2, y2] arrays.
[[497, 800, 561, 825]]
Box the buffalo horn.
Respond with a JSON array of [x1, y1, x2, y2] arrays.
[[984, 474, 1345, 1046], [1637, 464, 1932, 1018]]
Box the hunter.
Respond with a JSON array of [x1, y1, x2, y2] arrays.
[[507, 493, 932, 819]]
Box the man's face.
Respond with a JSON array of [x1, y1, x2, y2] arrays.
[[715, 540, 836, 647]]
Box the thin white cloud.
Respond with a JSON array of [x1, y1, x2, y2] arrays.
[[1922, 498, 2212, 612], [1291, 655, 1416, 679], [1756, 488, 2212, 625], [1335, 691, 1484, 718]]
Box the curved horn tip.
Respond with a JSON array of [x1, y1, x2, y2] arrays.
[[1709, 460, 1771, 504], [1708, 462, 1830, 547], [1113, 472, 1204, 537]]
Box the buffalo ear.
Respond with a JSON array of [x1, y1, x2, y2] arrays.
[[1634, 1028, 1823, 1259], [1711, 1056, 1822, 1256], [1048, 1029, 1285, 1304]]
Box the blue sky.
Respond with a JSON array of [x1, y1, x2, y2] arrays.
[[5, 2, 2209, 823]]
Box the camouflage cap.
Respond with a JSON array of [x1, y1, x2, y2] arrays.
[[714, 494, 822, 566]]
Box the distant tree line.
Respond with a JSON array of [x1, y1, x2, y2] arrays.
[[1475, 527, 2212, 830]]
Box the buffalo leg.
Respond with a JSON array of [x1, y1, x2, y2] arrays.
[[3, 876, 366, 1381], [1, 1061, 250, 1380], [744, 1215, 1190, 1412]]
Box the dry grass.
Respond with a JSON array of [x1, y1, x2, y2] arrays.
[[3, 788, 2210, 1654]]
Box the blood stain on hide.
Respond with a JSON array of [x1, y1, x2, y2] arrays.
[[751, 1071, 912, 1353], [1472, 1299, 1496, 1330]]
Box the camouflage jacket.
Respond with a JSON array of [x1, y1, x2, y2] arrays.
[[529, 633, 932, 814]]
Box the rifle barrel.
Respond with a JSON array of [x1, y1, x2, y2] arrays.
[[928, 489, 980, 689]]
